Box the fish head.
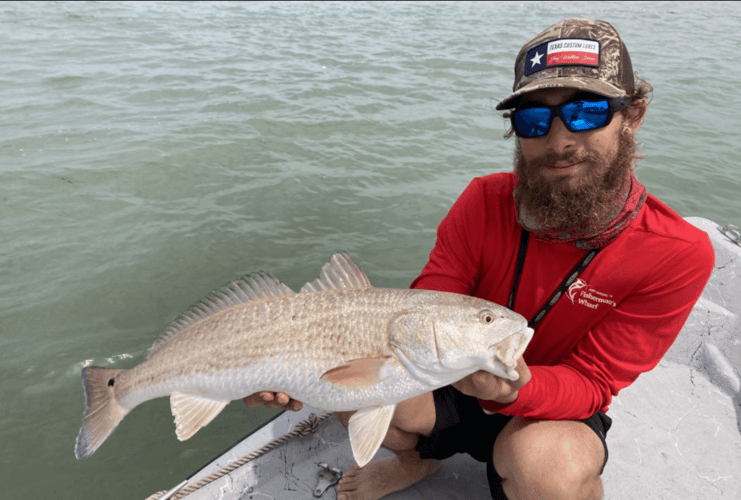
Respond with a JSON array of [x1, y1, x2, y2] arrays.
[[389, 292, 533, 387]]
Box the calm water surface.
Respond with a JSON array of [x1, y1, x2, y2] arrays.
[[1, 2, 739, 498]]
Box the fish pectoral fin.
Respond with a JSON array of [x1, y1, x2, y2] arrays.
[[170, 392, 229, 441], [320, 356, 394, 390], [348, 404, 396, 467]]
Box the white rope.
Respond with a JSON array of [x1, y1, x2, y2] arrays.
[[145, 412, 333, 500]]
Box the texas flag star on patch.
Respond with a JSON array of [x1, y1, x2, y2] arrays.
[[526, 43, 548, 75], [529, 50, 544, 68], [524, 38, 601, 76]]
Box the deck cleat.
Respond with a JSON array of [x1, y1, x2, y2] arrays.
[[313, 462, 343, 497]]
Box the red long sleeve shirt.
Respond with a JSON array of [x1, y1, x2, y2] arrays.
[[411, 173, 714, 420]]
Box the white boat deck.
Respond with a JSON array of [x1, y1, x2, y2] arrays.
[[163, 217, 740, 500]]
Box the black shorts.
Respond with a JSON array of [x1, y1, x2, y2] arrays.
[[415, 386, 612, 499]]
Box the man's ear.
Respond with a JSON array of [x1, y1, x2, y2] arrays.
[[622, 99, 648, 132]]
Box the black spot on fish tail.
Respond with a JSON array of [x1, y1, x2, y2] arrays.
[[108, 379, 115, 387]]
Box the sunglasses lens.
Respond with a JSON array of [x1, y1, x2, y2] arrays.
[[561, 100, 610, 131], [514, 108, 552, 138]]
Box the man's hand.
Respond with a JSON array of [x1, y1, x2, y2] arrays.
[[452, 357, 531, 404], [242, 391, 303, 412]]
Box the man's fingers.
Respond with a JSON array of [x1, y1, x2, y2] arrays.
[[243, 391, 277, 407], [451, 358, 531, 402], [265, 392, 290, 409], [243, 391, 303, 411]]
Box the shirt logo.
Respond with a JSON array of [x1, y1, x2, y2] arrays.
[[567, 279, 616, 310], [524, 38, 601, 76]]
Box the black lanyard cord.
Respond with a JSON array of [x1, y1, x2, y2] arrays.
[[507, 229, 530, 311], [508, 229, 601, 329]]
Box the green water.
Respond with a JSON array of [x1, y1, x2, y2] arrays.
[[1, 2, 739, 498]]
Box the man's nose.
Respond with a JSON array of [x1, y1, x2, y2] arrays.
[[544, 117, 576, 154]]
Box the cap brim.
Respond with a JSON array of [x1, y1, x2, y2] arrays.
[[495, 77, 626, 110]]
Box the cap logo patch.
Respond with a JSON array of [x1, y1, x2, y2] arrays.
[[524, 38, 601, 76]]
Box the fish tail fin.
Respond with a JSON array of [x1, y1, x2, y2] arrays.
[[75, 366, 130, 460]]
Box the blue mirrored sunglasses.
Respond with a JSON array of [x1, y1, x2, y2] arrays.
[[511, 96, 631, 138]]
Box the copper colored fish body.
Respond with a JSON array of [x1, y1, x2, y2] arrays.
[[75, 253, 533, 466]]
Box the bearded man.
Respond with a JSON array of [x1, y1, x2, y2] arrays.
[[245, 18, 715, 500]]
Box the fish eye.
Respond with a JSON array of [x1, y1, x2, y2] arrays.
[[479, 309, 495, 324]]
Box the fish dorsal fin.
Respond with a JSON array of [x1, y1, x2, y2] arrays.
[[170, 392, 229, 441], [147, 273, 295, 359], [348, 404, 396, 467], [300, 253, 372, 293]]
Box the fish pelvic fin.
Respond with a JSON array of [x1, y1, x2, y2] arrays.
[[170, 393, 229, 441], [348, 404, 396, 467], [75, 366, 130, 460]]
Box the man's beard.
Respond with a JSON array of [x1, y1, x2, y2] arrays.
[[514, 128, 637, 232]]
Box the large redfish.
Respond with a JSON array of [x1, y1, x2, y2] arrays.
[[75, 253, 533, 466]]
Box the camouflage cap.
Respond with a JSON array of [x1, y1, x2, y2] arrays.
[[496, 18, 634, 110]]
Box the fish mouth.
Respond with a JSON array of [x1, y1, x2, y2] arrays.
[[488, 328, 533, 367], [489, 333, 518, 357], [489, 331, 518, 356]]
